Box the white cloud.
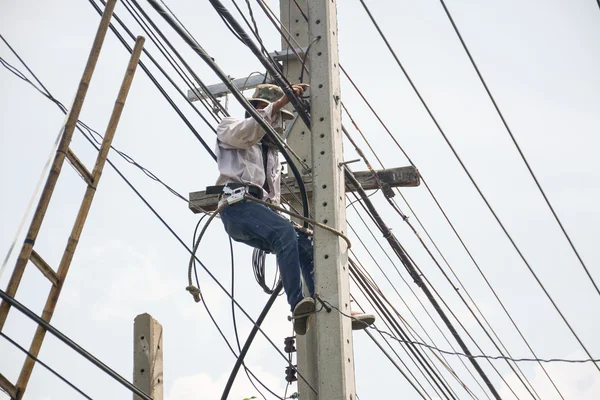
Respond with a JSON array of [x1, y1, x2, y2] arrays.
[[64, 240, 182, 321], [167, 366, 287, 400]]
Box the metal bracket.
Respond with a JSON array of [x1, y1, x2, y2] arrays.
[[186, 48, 307, 102]]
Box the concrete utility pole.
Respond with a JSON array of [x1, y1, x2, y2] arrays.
[[304, 1, 357, 398], [185, 1, 419, 398], [278, 1, 319, 398], [133, 313, 164, 400]]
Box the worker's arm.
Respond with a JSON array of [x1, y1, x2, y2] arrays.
[[217, 84, 308, 149], [217, 103, 278, 149]]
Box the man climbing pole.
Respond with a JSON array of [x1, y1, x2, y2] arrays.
[[214, 83, 374, 335]]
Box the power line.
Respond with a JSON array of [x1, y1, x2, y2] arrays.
[[229, 238, 272, 400], [351, 289, 481, 400], [348, 261, 459, 400], [340, 62, 565, 398], [356, 0, 600, 376], [0, 289, 151, 400], [0, 54, 188, 204], [146, 0, 311, 226], [246, 14, 525, 396], [77, 127, 318, 395], [363, 328, 429, 399], [253, 10, 536, 397], [373, 327, 600, 365], [437, 0, 599, 300], [89, 0, 218, 160], [345, 167, 503, 399], [0, 331, 94, 400], [93, 3, 315, 396], [342, 93, 540, 398], [122, 0, 226, 120], [0, 43, 311, 395], [346, 205, 491, 398]]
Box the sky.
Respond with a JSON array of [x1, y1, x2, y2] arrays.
[[1, 0, 600, 399]]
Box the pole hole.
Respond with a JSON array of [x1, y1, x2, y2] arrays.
[[323, 202, 328, 207], [324, 254, 329, 259], [322, 184, 327, 189], [320, 134, 324, 138]]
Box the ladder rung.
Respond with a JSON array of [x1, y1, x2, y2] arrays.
[[0, 372, 17, 399], [66, 148, 93, 185], [30, 250, 59, 287]]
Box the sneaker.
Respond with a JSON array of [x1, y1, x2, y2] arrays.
[[292, 297, 316, 335], [351, 311, 375, 330]]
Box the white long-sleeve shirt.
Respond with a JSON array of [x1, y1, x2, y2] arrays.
[[215, 103, 283, 204]]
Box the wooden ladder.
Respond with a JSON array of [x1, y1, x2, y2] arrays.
[[0, 1, 145, 398]]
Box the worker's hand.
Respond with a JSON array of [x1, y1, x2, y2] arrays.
[[290, 83, 309, 98], [272, 83, 309, 115]]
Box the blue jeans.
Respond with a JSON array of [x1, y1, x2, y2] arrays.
[[220, 200, 314, 311]]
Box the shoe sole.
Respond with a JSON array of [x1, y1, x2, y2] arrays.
[[351, 314, 376, 330], [293, 299, 316, 335]]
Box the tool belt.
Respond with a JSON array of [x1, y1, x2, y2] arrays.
[[206, 183, 263, 207]]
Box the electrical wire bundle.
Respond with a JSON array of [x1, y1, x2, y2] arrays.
[[252, 248, 281, 295], [1, 0, 598, 399]]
